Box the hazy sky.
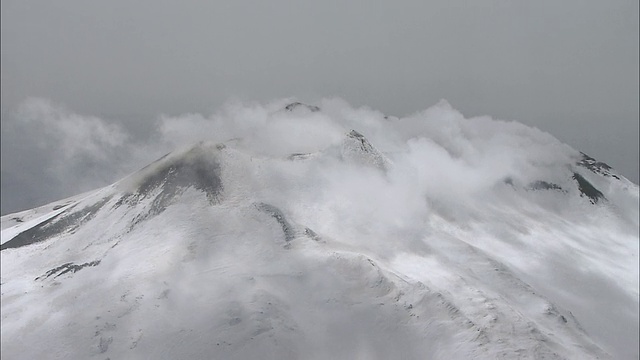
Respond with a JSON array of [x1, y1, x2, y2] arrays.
[[1, 0, 638, 214]]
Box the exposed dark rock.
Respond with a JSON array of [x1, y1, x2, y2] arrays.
[[256, 203, 295, 243], [528, 181, 564, 191], [304, 227, 321, 242], [114, 145, 223, 228], [284, 102, 320, 112], [347, 130, 372, 152], [343, 130, 388, 170], [1, 197, 112, 251], [35, 260, 101, 280], [577, 152, 620, 180], [572, 173, 605, 204]]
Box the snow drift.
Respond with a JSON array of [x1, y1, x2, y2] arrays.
[[1, 99, 638, 359]]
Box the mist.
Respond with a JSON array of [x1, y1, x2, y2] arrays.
[[2, 96, 622, 217], [2, 0, 638, 213]]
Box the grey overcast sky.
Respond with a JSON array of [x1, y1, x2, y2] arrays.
[[1, 0, 638, 214]]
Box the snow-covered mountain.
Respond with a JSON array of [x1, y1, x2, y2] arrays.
[[2, 101, 638, 359]]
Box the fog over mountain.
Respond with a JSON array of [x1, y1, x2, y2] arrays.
[[1, 101, 638, 359], [2, 1, 638, 214]]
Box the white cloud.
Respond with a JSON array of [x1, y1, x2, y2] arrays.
[[0, 96, 605, 216], [16, 98, 128, 159]]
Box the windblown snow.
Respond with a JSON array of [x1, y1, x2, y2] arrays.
[[1, 99, 638, 359]]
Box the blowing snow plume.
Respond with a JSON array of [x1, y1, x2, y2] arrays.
[[1, 99, 638, 360]]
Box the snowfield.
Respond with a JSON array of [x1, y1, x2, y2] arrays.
[[1, 100, 638, 359]]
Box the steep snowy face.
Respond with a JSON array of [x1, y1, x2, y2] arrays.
[[1, 101, 638, 360]]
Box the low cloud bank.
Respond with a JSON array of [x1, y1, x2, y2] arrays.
[[0, 96, 602, 215]]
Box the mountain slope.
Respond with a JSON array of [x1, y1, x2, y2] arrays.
[[1, 102, 638, 360]]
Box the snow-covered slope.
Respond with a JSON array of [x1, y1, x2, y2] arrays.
[[1, 102, 638, 360]]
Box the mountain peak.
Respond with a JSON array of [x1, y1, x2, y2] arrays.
[[1, 101, 637, 360], [341, 129, 389, 170], [577, 152, 620, 180], [118, 142, 223, 205], [284, 102, 321, 113]]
